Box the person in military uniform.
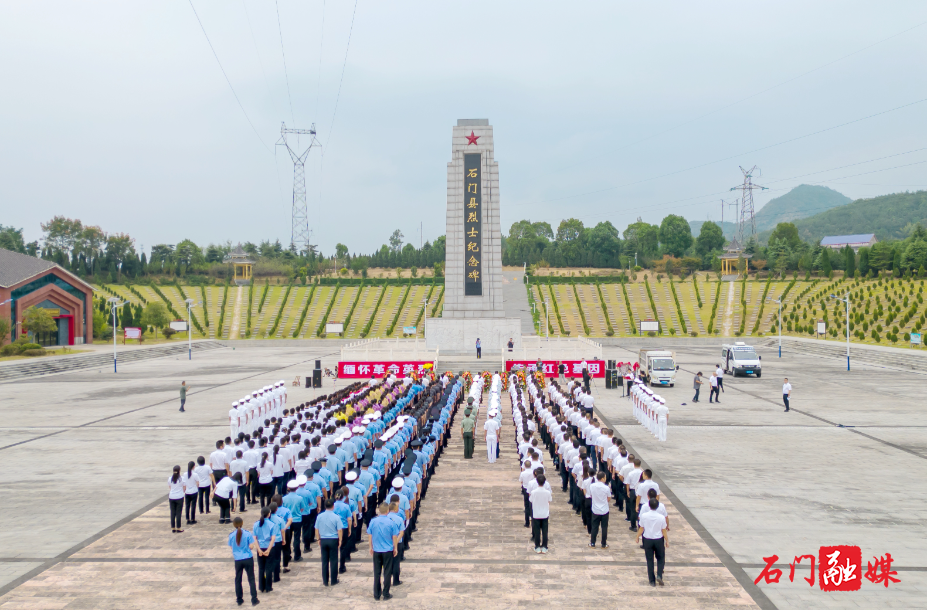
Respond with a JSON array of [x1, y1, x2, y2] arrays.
[[461, 400, 476, 459]]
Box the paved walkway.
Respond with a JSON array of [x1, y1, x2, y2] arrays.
[[0, 376, 756, 610]]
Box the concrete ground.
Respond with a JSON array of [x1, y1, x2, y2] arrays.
[[0, 342, 924, 608]]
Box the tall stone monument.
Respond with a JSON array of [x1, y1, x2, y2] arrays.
[[425, 119, 522, 353]]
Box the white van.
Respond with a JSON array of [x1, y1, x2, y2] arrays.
[[721, 342, 762, 377]]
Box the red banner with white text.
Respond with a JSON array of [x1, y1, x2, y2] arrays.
[[338, 361, 434, 378], [505, 360, 560, 377]]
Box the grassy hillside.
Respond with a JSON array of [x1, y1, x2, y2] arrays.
[[782, 190, 927, 243], [754, 184, 851, 233]]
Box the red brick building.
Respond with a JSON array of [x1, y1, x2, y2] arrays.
[[0, 247, 94, 346]]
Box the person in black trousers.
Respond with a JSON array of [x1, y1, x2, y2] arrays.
[[637, 498, 669, 586], [167, 465, 185, 533], [315, 499, 343, 586], [476, 338, 482, 359], [228, 517, 260, 606], [252, 507, 277, 594]]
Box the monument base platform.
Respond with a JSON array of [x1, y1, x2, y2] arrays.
[[425, 317, 522, 352]]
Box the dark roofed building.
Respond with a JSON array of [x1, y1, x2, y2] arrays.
[[820, 234, 877, 252], [0, 248, 95, 346]]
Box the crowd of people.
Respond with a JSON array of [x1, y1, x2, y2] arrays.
[[169, 371, 463, 605], [503, 373, 670, 587]]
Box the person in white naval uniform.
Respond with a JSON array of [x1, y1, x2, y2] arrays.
[[656, 399, 669, 442], [229, 402, 241, 438]]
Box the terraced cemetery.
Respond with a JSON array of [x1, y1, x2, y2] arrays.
[[90, 274, 927, 347]]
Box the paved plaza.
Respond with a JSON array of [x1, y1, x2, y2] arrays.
[[1, 341, 925, 609]]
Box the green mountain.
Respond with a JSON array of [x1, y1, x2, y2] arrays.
[[778, 190, 927, 243], [753, 184, 851, 233]]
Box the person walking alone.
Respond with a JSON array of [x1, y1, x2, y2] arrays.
[[783, 378, 792, 412], [179, 381, 188, 412], [476, 338, 482, 359], [708, 372, 719, 403], [715, 364, 724, 394], [692, 372, 703, 403], [228, 517, 260, 606]]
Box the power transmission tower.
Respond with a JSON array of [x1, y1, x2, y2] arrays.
[[730, 166, 767, 246], [278, 123, 321, 254]]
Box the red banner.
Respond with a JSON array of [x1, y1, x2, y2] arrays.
[[338, 361, 434, 378], [560, 360, 606, 378], [505, 360, 560, 377]]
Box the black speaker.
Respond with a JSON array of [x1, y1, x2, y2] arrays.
[[315, 360, 321, 370], [607, 359, 616, 370], [606, 369, 619, 389], [305, 375, 311, 388], [605, 372, 613, 389], [312, 369, 322, 388]]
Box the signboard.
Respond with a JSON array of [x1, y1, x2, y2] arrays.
[[505, 360, 559, 377], [463, 152, 482, 296], [640, 320, 659, 332], [912, 333, 922, 345], [45, 308, 61, 317], [402, 326, 417, 335], [338, 361, 434, 379], [325, 322, 344, 334], [561, 360, 606, 378], [170, 321, 188, 332], [817, 321, 826, 335], [124, 327, 142, 339]]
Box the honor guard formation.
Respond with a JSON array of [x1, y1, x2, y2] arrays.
[[170, 371, 462, 605]]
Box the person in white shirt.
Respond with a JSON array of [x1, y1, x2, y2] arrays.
[[182, 461, 200, 525], [214, 472, 242, 524], [588, 471, 612, 548], [656, 400, 669, 442], [484, 411, 500, 464], [229, 402, 240, 438], [528, 473, 552, 553], [168, 465, 186, 533], [193, 455, 215, 515], [229, 451, 250, 513], [708, 372, 719, 403], [635, 470, 659, 515], [783, 378, 792, 412], [210, 440, 230, 486], [625, 458, 643, 529], [715, 364, 724, 394], [637, 498, 669, 587]]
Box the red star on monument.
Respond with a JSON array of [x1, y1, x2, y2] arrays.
[[465, 130, 480, 145]]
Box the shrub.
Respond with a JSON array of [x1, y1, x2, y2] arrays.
[[21, 348, 45, 357], [162, 327, 177, 339], [20, 342, 42, 351], [1, 344, 21, 357]]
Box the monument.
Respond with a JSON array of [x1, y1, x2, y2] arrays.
[[425, 119, 522, 353]]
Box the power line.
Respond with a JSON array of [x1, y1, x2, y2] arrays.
[[317, 0, 326, 120], [274, 0, 295, 125], [556, 18, 927, 174], [511, 95, 927, 209], [326, 0, 359, 149], [186, 0, 271, 153]]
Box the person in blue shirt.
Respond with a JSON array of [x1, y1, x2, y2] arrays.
[[318, 458, 335, 497], [314, 498, 343, 587], [252, 507, 279, 594], [310, 461, 330, 500], [386, 500, 406, 587], [268, 498, 290, 581], [368, 503, 401, 600], [229, 516, 260, 606], [332, 488, 353, 574], [326, 445, 343, 486], [282, 480, 309, 564], [295, 475, 322, 553]]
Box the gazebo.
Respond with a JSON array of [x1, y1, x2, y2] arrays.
[[719, 238, 750, 277], [226, 245, 254, 286]]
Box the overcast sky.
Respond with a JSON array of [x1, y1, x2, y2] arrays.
[[2, 1, 926, 256]]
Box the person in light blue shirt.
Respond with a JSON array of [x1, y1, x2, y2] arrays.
[[315, 499, 343, 586], [269, 499, 289, 581], [368, 504, 401, 600], [333, 490, 353, 574], [283, 481, 309, 563], [296, 476, 322, 553], [229, 517, 260, 605], [326, 445, 344, 480], [386, 500, 407, 587], [252, 507, 279, 593]]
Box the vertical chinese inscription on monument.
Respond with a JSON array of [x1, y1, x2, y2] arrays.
[[464, 152, 482, 296]]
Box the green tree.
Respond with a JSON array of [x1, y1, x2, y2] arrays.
[[695, 221, 724, 256], [893, 247, 902, 277], [858, 247, 870, 275], [122, 303, 134, 328], [902, 239, 927, 272], [623, 219, 660, 258], [173, 239, 204, 267], [556, 218, 584, 243], [105, 233, 136, 267], [820, 249, 833, 276], [22, 306, 57, 337], [388, 230, 404, 253], [40, 216, 83, 255], [335, 243, 349, 259], [0, 317, 10, 345], [768, 222, 802, 250], [845, 246, 856, 277], [0, 225, 26, 253], [142, 302, 170, 339], [659, 214, 693, 257]]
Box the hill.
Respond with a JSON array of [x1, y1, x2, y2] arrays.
[[753, 184, 851, 232], [778, 190, 927, 243]]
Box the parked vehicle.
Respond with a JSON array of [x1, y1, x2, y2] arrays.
[[638, 349, 678, 387], [721, 342, 762, 377]]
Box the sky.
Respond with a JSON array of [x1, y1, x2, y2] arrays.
[[2, 0, 926, 257]]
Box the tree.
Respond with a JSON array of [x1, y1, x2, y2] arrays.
[[843, 246, 855, 277], [902, 239, 927, 272], [105, 233, 136, 268], [769, 222, 802, 250], [892, 247, 902, 277], [623, 219, 660, 258], [388, 230, 404, 254], [22, 306, 57, 337], [859, 247, 870, 275], [659, 214, 693, 257], [76, 225, 107, 269], [174, 239, 204, 266], [122, 303, 134, 328], [335, 243, 349, 259], [0, 225, 26, 253], [0, 317, 10, 345], [142, 302, 170, 339], [556, 218, 584, 243], [40, 216, 83, 255], [149, 244, 174, 270], [695, 221, 725, 256], [820, 249, 833, 276]]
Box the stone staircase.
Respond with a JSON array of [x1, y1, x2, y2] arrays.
[[436, 353, 503, 375], [759, 337, 927, 373], [0, 341, 227, 383]]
